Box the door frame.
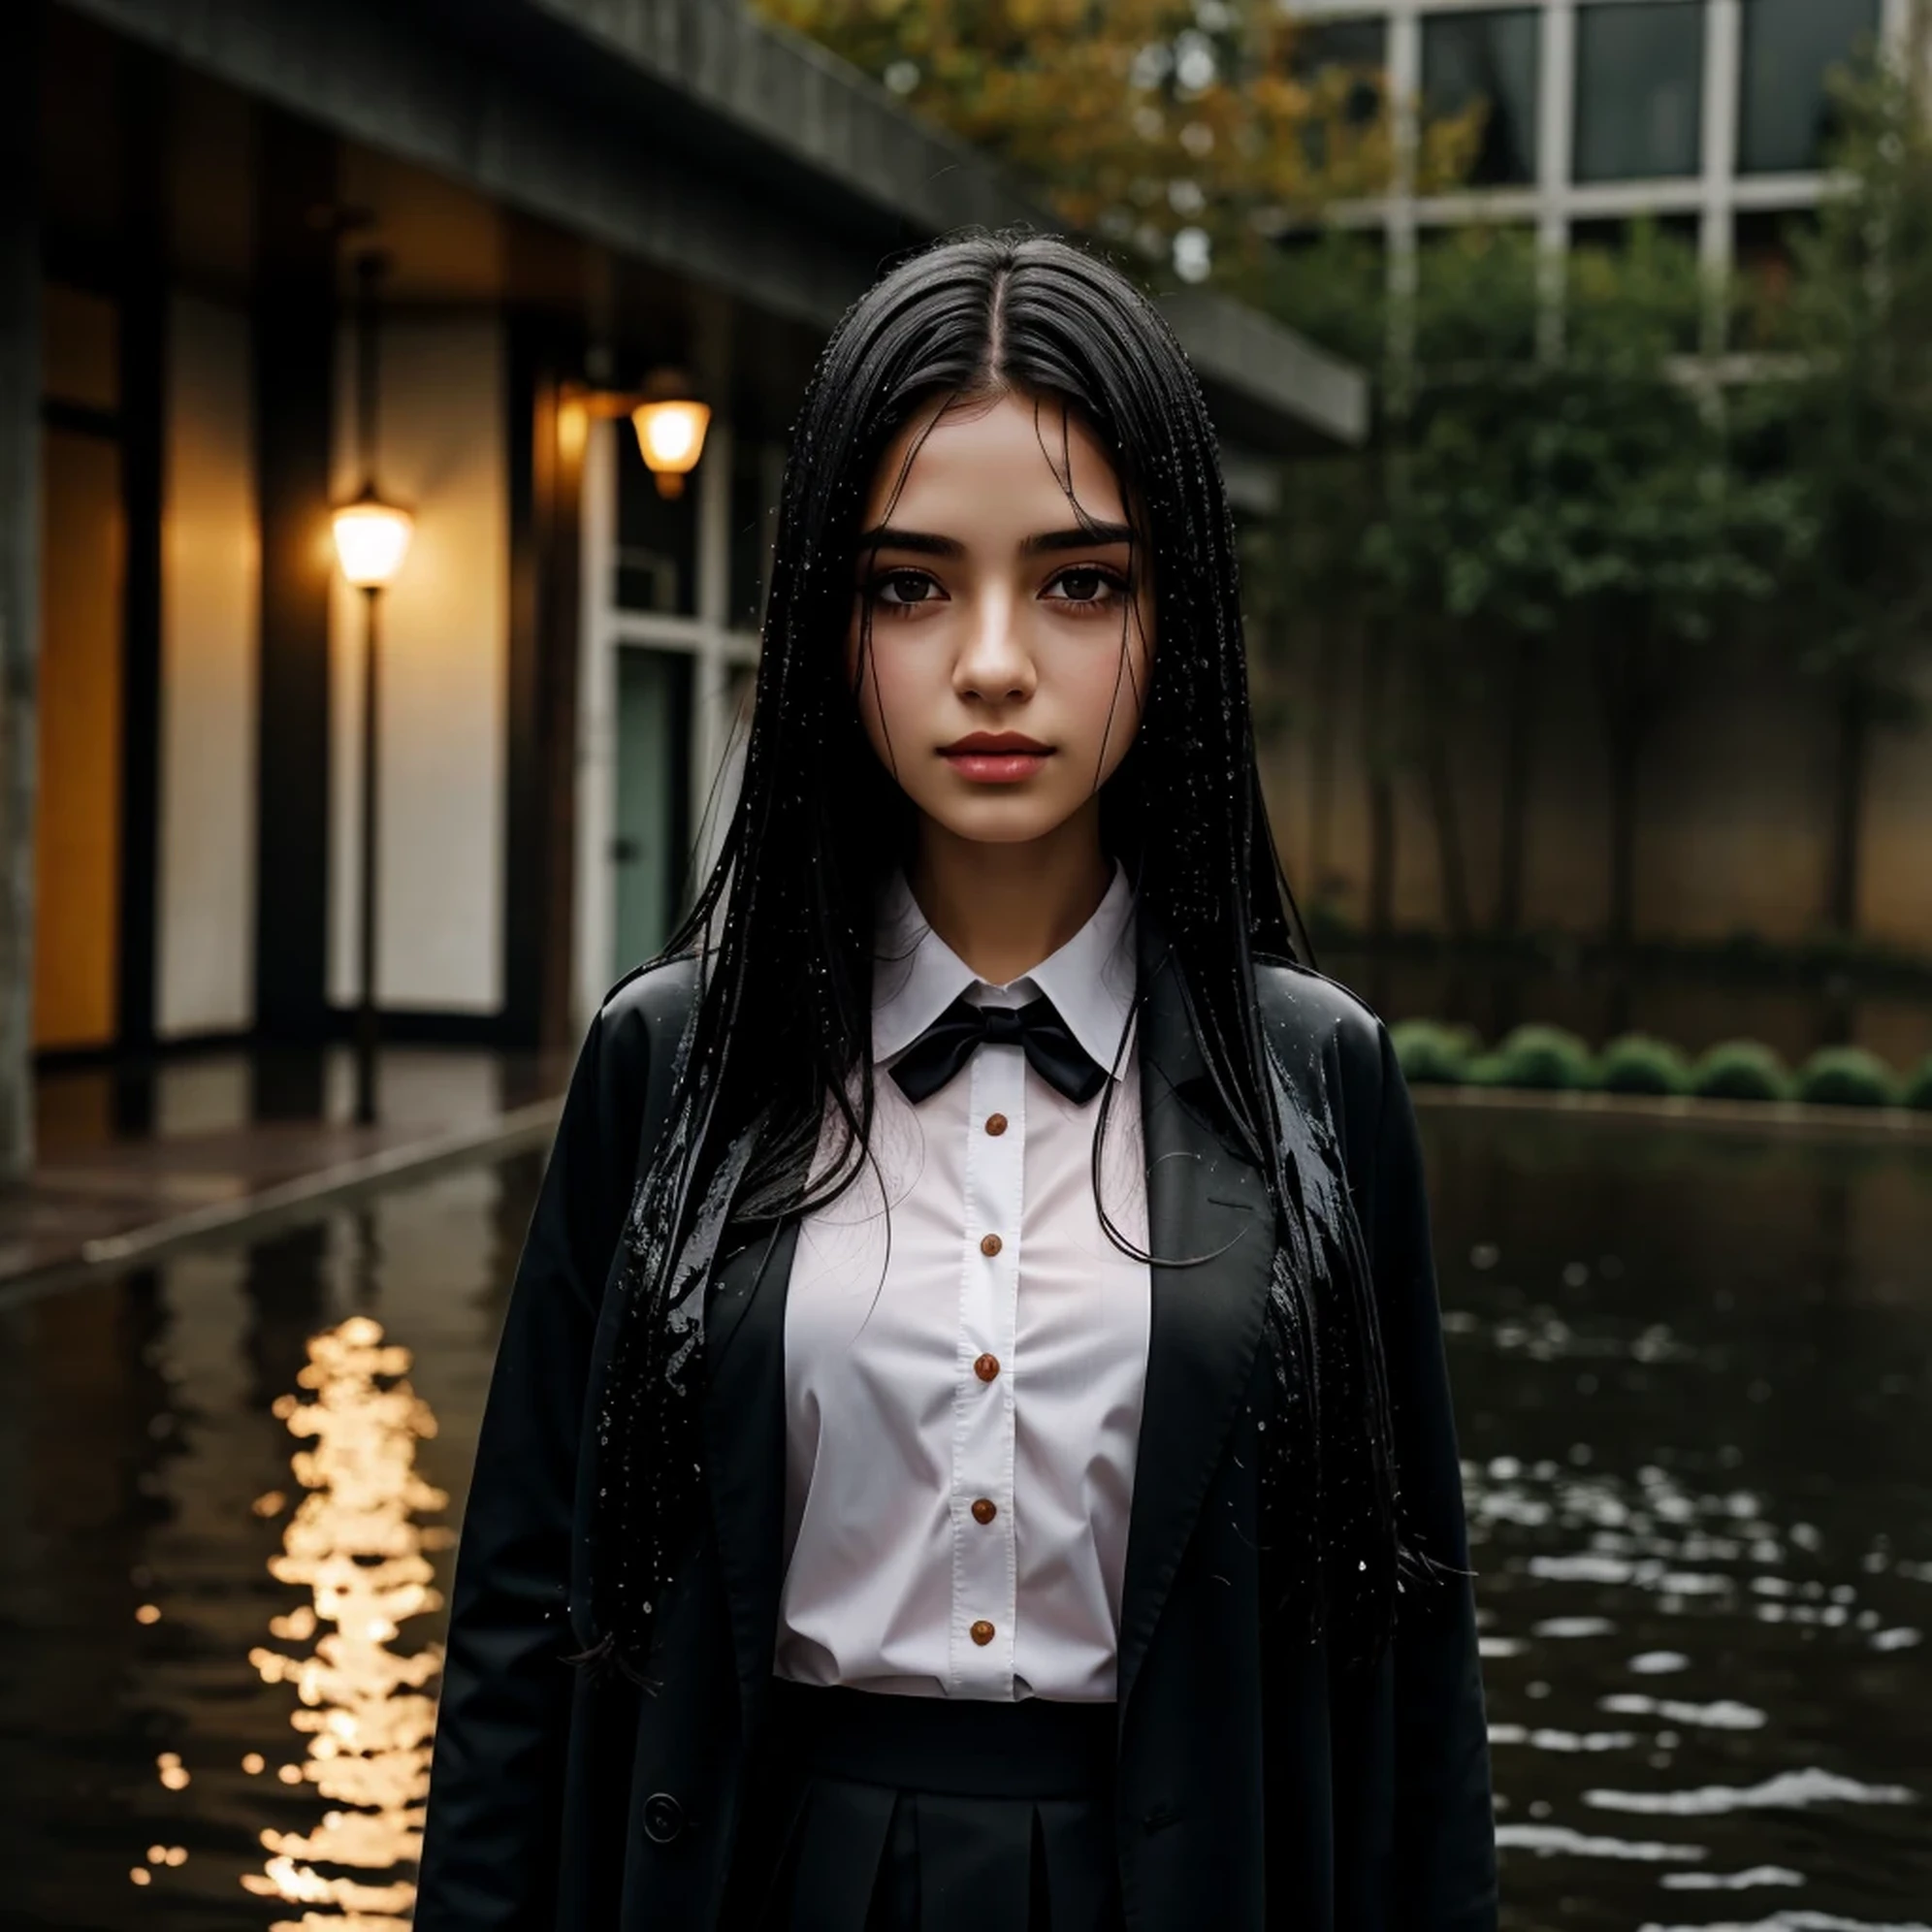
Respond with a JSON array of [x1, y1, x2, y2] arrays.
[[574, 413, 763, 1032]]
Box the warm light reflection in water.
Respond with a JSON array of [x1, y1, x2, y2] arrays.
[[240, 1316, 448, 1930]]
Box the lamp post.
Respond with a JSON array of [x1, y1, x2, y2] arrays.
[[330, 250, 412, 1128]]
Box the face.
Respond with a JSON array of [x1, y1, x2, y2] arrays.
[[845, 388, 1155, 853]]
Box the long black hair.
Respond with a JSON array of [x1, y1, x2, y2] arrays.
[[579, 226, 1408, 1682]]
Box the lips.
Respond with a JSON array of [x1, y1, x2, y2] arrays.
[[940, 734, 1052, 784]]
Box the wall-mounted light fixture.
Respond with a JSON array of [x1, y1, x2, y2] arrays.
[[629, 367, 710, 498]]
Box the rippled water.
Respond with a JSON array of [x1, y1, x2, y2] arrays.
[[0, 1114, 1924, 1927], [1433, 1110, 1932, 1929]]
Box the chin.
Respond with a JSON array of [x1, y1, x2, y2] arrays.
[[922, 799, 1077, 847]]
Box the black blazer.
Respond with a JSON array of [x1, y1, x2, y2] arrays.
[[414, 908, 1497, 1930]]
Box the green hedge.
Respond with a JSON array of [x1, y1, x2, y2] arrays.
[[1491, 1024, 1596, 1090], [1902, 1054, 1932, 1111], [1389, 1019, 1478, 1085], [1384, 1020, 1932, 1112], [1690, 1039, 1792, 1103], [1598, 1032, 1692, 1096], [1462, 1051, 1515, 1088], [1794, 1046, 1898, 1109]]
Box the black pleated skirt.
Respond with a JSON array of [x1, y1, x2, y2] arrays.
[[731, 1679, 1124, 1932]]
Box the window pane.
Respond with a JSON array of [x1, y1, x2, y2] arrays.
[[1737, 0, 1880, 175], [1293, 18, 1390, 182], [614, 428, 698, 617], [1294, 19, 1387, 76], [1573, 2, 1705, 183], [1422, 9, 1541, 188], [728, 437, 782, 637], [1294, 18, 1388, 125], [613, 647, 693, 973]]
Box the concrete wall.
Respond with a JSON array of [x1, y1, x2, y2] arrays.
[[327, 314, 508, 1017], [1859, 655, 1932, 950], [157, 291, 259, 1039], [1260, 622, 1932, 953]]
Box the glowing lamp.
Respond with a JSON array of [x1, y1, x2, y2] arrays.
[[331, 488, 414, 589], [630, 369, 710, 498]]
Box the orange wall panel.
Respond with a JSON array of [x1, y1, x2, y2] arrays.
[[34, 428, 125, 1051]]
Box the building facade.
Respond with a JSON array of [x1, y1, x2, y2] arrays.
[[0, 0, 1369, 1175], [1288, 0, 1914, 271]]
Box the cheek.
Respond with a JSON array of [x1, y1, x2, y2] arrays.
[[1069, 628, 1152, 743], [847, 625, 910, 757]]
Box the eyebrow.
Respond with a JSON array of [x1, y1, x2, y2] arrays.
[[853, 520, 1135, 559]]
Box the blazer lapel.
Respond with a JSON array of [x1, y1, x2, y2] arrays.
[[1116, 905, 1277, 1716], [702, 1211, 798, 1737]]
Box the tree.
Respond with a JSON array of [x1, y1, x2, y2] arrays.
[[1245, 440, 1400, 933], [1528, 226, 1808, 950], [1238, 232, 1396, 931], [753, 0, 1478, 288], [1365, 227, 1548, 940], [1249, 227, 1545, 943], [765, 4, 1826, 954], [1263, 222, 1808, 950], [1746, 52, 1932, 938]]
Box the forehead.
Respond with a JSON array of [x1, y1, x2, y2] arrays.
[[866, 389, 1129, 527]]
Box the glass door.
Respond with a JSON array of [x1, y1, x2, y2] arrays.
[[612, 644, 693, 978]]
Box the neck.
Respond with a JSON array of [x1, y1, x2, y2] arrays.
[[906, 805, 1112, 986]]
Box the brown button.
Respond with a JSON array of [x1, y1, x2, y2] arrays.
[[980, 1232, 1003, 1257], [970, 1620, 996, 1647], [971, 1497, 998, 1525], [984, 1112, 1008, 1137], [974, 1353, 1001, 1383]]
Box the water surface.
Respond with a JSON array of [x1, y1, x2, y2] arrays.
[[0, 1114, 1926, 1928]]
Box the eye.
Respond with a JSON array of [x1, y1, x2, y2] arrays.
[[1043, 564, 1128, 612], [860, 568, 947, 616]]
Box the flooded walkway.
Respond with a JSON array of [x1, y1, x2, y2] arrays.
[[1, 1116, 1926, 1929]]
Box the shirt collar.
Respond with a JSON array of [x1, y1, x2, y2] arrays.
[[872, 859, 1139, 1080]]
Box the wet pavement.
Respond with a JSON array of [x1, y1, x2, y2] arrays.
[[1, 1111, 1927, 1929], [3, 1046, 565, 1295]]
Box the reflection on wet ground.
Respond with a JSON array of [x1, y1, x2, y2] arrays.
[[0, 1115, 1925, 1927], [0, 1154, 532, 1930], [240, 1316, 445, 1925]]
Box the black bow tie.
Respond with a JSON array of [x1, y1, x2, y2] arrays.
[[888, 992, 1108, 1106]]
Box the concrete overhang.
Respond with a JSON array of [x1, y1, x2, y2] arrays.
[[64, 0, 1366, 452], [515, 0, 1368, 453], [1156, 289, 1368, 453]]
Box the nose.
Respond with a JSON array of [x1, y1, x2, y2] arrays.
[[952, 580, 1036, 701]]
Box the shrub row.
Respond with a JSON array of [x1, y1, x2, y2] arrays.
[[1390, 1020, 1932, 1111]]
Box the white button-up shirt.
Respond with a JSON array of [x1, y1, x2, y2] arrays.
[[774, 859, 1151, 1701]]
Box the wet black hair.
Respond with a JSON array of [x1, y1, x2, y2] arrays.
[[580, 226, 1406, 1682]]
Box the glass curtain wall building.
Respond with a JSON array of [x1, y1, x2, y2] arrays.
[[1284, 0, 1903, 271]]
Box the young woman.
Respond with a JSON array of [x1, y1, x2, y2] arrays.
[[415, 230, 1496, 1931]]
